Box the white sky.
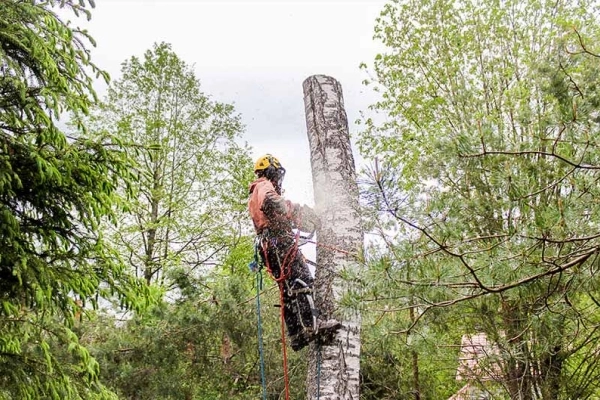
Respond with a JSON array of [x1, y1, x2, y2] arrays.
[[80, 0, 387, 205]]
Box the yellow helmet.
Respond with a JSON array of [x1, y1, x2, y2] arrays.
[[254, 154, 282, 172]]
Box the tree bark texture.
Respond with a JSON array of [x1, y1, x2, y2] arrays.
[[303, 75, 363, 400]]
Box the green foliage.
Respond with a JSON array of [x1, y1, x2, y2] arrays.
[[85, 240, 308, 399], [359, 0, 600, 398], [0, 0, 140, 398], [87, 42, 254, 287], [361, 310, 463, 399]]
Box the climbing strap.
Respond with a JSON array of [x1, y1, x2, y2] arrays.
[[255, 270, 267, 400]]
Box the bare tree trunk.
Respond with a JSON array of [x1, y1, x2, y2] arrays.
[[303, 75, 363, 400]]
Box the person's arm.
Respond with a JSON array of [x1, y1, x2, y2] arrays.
[[256, 180, 299, 222], [295, 204, 321, 232], [256, 180, 320, 231]]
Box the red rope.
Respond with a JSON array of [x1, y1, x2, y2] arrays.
[[304, 239, 356, 257], [261, 230, 300, 400]]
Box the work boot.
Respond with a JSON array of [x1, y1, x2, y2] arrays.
[[289, 320, 342, 351], [314, 319, 342, 346], [317, 319, 342, 334], [289, 333, 309, 352]]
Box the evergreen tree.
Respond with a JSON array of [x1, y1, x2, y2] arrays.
[[0, 1, 141, 398]]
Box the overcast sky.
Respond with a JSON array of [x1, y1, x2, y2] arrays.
[[81, 0, 387, 205]]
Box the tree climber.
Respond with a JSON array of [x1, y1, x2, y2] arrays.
[[248, 154, 341, 351]]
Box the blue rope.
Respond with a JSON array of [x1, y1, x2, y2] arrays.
[[256, 270, 267, 400]]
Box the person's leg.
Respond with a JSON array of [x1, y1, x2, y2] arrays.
[[262, 237, 308, 350], [282, 281, 308, 351], [286, 253, 342, 349], [267, 236, 341, 351], [287, 252, 317, 333]]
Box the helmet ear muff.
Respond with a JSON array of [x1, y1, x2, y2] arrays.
[[264, 165, 284, 179], [262, 165, 285, 194], [263, 165, 277, 181]]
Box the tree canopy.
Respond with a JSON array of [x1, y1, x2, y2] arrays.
[[86, 42, 253, 289], [359, 0, 600, 397]]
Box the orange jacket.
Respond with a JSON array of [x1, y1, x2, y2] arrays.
[[248, 177, 298, 234]]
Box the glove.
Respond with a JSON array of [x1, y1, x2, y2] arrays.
[[285, 200, 301, 222], [298, 204, 321, 232]]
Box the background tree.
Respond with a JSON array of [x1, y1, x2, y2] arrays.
[[358, 244, 463, 399], [0, 1, 143, 398], [88, 42, 251, 288], [359, 0, 600, 398]]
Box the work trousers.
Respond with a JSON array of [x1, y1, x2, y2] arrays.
[[260, 232, 315, 338]]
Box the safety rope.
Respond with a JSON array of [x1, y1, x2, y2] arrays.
[[260, 230, 300, 400], [255, 270, 268, 400], [303, 238, 357, 257], [276, 281, 291, 400]]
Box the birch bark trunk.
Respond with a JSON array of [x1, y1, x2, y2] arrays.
[[303, 75, 363, 400]]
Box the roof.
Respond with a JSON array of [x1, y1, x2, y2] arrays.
[[455, 332, 502, 382]]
